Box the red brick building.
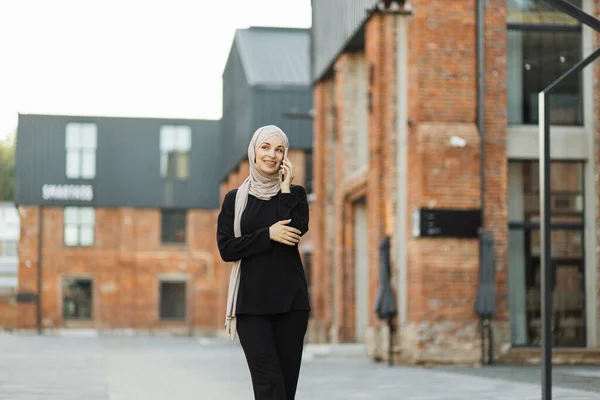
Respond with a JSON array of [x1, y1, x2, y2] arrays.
[[310, 0, 599, 364], [14, 115, 223, 334]]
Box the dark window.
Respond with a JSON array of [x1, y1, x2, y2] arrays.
[[63, 278, 93, 320], [507, 0, 583, 126], [305, 150, 313, 194], [161, 210, 187, 244], [159, 281, 187, 321], [508, 161, 586, 347]]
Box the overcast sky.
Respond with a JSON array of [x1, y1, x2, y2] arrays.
[[0, 0, 312, 141]]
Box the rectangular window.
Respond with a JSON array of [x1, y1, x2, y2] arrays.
[[507, 0, 583, 126], [508, 160, 586, 347], [0, 240, 18, 257], [160, 125, 191, 179], [64, 207, 95, 247], [66, 123, 97, 179], [159, 281, 187, 321], [161, 210, 187, 244], [63, 277, 93, 320], [508, 161, 583, 223]]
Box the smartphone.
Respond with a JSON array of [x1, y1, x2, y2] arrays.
[[281, 148, 288, 182]]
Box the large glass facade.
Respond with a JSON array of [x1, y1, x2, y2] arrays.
[[508, 161, 585, 347], [507, 0, 583, 125]]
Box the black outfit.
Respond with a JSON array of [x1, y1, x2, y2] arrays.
[[217, 184, 311, 400]]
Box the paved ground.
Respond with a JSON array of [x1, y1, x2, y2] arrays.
[[1, 334, 600, 399]]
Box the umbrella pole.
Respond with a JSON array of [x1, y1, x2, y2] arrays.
[[487, 319, 494, 365], [480, 317, 485, 364], [388, 317, 393, 367]]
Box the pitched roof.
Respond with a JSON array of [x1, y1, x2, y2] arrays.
[[234, 27, 310, 86]]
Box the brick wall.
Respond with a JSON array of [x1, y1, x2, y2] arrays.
[[311, 82, 331, 342], [0, 293, 17, 330], [16, 206, 220, 333], [403, 0, 508, 362], [312, 2, 510, 363]]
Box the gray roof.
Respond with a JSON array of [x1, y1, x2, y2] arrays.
[[311, 0, 379, 83], [234, 27, 310, 87]]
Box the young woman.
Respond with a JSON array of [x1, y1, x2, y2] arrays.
[[217, 125, 310, 400]]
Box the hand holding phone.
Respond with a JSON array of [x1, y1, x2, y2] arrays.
[[280, 149, 292, 193]]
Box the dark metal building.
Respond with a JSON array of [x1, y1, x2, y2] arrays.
[[220, 26, 313, 181], [311, 0, 379, 83], [15, 114, 221, 209]]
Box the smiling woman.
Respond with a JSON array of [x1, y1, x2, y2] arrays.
[[217, 125, 310, 399]]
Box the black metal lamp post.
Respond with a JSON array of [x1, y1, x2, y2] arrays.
[[538, 2, 600, 398]]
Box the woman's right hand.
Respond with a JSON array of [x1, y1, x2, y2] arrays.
[[269, 219, 302, 246]]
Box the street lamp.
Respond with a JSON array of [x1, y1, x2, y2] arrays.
[[538, 2, 600, 399]]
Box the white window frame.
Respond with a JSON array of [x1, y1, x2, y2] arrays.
[[64, 207, 95, 247], [66, 123, 97, 179], [0, 240, 18, 257], [160, 125, 191, 179]]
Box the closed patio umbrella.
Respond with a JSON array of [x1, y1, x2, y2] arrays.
[[475, 230, 495, 365], [375, 236, 397, 366]]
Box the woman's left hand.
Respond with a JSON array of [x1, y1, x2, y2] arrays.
[[280, 158, 294, 193]]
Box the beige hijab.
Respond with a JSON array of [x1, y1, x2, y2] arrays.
[[225, 125, 290, 339]]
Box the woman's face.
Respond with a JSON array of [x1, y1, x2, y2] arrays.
[[255, 135, 285, 176]]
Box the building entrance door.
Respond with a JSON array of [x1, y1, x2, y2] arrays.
[[353, 200, 368, 342]]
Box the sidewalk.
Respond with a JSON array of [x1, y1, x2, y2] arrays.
[[0, 334, 598, 399]]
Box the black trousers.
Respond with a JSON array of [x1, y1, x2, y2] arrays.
[[237, 310, 310, 400]]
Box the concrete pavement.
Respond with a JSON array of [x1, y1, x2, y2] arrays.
[[0, 334, 599, 399]]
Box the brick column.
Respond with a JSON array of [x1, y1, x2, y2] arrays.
[[365, 11, 397, 332], [483, 0, 509, 352], [309, 80, 331, 343], [393, 0, 508, 363], [333, 55, 350, 342]]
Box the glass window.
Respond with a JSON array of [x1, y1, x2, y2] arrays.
[[507, 0, 583, 126], [81, 150, 96, 179], [509, 227, 585, 346], [176, 153, 189, 180], [160, 125, 191, 179], [66, 151, 81, 179], [508, 161, 583, 223], [65, 123, 97, 179], [161, 210, 187, 244], [159, 281, 187, 321], [64, 207, 95, 247], [508, 160, 586, 347], [507, 0, 582, 25]]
